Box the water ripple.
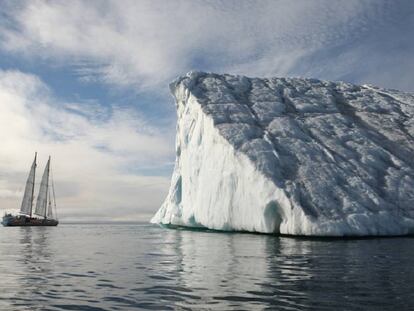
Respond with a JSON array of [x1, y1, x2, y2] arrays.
[[0, 225, 413, 310]]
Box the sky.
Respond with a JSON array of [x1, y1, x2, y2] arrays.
[[0, 0, 413, 222]]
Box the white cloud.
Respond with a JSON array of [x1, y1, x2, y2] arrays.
[[0, 0, 412, 222], [0, 69, 173, 221], [2, 0, 411, 90]]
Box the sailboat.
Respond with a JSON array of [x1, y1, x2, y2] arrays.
[[2, 153, 59, 227]]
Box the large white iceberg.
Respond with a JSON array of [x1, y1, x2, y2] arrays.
[[152, 72, 414, 236]]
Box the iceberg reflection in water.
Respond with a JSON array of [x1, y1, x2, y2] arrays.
[[0, 224, 413, 310]]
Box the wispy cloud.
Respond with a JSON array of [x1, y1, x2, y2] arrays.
[[0, 1, 412, 221], [0, 69, 173, 221], [1, 0, 412, 90]]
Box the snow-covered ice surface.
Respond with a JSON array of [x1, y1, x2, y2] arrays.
[[152, 72, 414, 236]]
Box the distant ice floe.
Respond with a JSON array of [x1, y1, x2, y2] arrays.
[[152, 72, 414, 236]]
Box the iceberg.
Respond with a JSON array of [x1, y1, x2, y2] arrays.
[[151, 72, 414, 236]]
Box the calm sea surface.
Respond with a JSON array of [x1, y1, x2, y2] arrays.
[[0, 223, 413, 310]]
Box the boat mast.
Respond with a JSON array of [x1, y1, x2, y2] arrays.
[[29, 152, 37, 218], [51, 163, 58, 220], [44, 156, 50, 219]]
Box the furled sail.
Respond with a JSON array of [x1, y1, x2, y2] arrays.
[[20, 153, 37, 216], [34, 157, 50, 218]]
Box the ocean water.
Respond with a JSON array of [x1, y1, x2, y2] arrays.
[[0, 224, 413, 311]]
